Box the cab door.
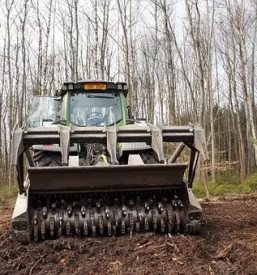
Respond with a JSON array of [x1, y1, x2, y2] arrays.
[[27, 96, 60, 127]]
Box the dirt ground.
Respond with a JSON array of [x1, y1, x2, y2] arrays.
[[1, 195, 257, 275]]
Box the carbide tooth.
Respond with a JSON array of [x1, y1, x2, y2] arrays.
[[42, 207, 48, 218], [81, 206, 86, 218], [96, 202, 101, 213], [52, 203, 56, 210], [105, 207, 110, 219], [67, 205, 72, 217], [59, 213, 63, 225], [144, 202, 150, 214], [177, 200, 183, 209], [171, 200, 177, 209], [137, 209, 142, 222], [122, 205, 127, 217], [158, 202, 164, 214], [33, 211, 38, 225]]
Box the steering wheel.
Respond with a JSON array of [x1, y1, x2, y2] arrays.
[[87, 112, 104, 125]]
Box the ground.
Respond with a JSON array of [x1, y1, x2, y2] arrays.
[[1, 195, 257, 275]]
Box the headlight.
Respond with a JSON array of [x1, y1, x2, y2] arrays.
[[188, 212, 202, 221], [61, 85, 67, 91], [68, 84, 74, 90]]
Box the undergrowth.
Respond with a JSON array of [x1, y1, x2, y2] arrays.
[[0, 184, 18, 204], [193, 171, 257, 198], [192, 181, 251, 198]]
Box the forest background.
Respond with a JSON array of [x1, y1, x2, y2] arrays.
[[1, 0, 257, 197]]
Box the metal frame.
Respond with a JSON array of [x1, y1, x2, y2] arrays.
[[12, 123, 209, 194]]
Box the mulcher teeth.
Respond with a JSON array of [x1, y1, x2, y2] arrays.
[[31, 192, 192, 241]]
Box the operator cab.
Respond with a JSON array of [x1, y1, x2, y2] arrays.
[[70, 92, 122, 126], [65, 80, 128, 127], [26, 80, 128, 128]]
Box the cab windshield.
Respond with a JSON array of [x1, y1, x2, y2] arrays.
[[69, 91, 122, 126]]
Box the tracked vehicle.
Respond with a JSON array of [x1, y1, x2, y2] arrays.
[[11, 80, 209, 243]]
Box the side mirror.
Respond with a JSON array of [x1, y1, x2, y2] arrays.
[[127, 106, 132, 119]]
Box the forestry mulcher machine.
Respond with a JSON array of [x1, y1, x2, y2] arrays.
[[11, 80, 209, 243]]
